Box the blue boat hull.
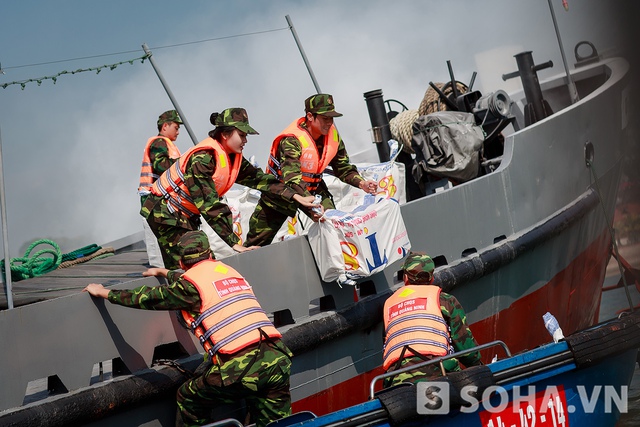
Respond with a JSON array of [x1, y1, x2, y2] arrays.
[[274, 311, 640, 427]]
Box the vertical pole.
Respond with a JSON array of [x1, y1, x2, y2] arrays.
[[0, 126, 14, 309], [142, 43, 199, 146], [547, 0, 580, 103], [363, 90, 391, 162], [286, 15, 322, 94]]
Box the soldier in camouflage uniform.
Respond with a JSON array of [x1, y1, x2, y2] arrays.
[[382, 252, 482, 387], [138, 110, 184, 268], [140, 108, 317, 270], [138, 109, 184, 205], [244, 94, 378, 247], [83, 230, 293, 427]]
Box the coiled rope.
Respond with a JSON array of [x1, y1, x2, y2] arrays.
[[389, 110, 419, 154], [58, 247, 114, 269], [1, 239, 114, 282], [418, 81, 469, 116], [1, 239, 62, 282]]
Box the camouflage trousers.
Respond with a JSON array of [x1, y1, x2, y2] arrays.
[[146, 217, 192, 271], [244, 200, 292, 247], [245, 192, 335, 247], [384, 356, 461, 388], [177, 340, 292, 427]]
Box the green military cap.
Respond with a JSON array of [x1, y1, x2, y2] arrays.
[[304, 93, 343, 117], [402, 251, 435, 284], [210, 107, 259, 135], [178, 230, 212, 261], [157, 109, 183, 126]]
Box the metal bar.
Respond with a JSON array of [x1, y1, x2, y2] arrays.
[[469, 71, 477, 91], [0, 125, 13, 309], [446, 60, 458, 99], [141, 43, 199, 146], [201, 418, 244, 427], [369, 340, 511, 398], [428, 81, 458, 110], [286, 15, 322, 94], [546, 0, 580, 103]]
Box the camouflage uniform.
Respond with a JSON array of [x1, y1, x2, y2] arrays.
[[384, 252, 482, 387], [245, 94, 365, 247], [107, 231, 292, 427], [141, 108, 299, 270], [140, 110, 183, 206]]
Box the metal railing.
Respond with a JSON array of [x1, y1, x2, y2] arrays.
[[369, 340, 511, 399]]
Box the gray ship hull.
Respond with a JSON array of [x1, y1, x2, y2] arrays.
[[0, 56, 632, 425]]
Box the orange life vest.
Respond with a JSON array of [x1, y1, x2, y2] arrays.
[[151, 137, 241, 218], [267, 118, 340, 192], [138, 136, 181, 195], [180, 259, 281, 357], [382, 285, 452, 371]]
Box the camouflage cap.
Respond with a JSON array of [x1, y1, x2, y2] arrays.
[[157, 110, 183, 126], [402, 251, 435, 284], [178, 230, 212, 262], [211, 108, 259, 135], [304, 94, 343, 117]]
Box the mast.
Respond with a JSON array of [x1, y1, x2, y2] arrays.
[[142, 43, 199, 146], [286, 15, 322, 94], [547, 0, 580, 103], [0, 126, 13, 309]]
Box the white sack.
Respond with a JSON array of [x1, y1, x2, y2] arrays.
[[307, 195, 411, 283]]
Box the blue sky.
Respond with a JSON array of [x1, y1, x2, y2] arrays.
[[0, 0, 636, 257]]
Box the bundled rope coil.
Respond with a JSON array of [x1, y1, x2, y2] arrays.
[[389, 109, 419, 154], [418, 81, 469, 116], [1, 239, 114, 282], [1, 239, 62, 282], [57, 246, 114, 269]]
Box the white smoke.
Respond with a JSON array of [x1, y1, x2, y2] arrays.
[[0, 0, 632, 256]]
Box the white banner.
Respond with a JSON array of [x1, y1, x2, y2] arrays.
[[307, 196, 411, 283]]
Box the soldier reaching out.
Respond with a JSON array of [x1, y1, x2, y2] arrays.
[[84, 230, 292, 427]]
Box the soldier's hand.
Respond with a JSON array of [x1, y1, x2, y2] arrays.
[[359, 180, 378, 194], [293, 194, 317, 208], [233, 244, 259, 252], [310, 209, 325, 223], [143, 267, 169, 278], [83, 283, 109, 299]]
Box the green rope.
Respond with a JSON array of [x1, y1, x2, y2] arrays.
[[91, 252, 114, 261], [1, 54, 149, 90], [1, 239, 62, 282], [1, 239, 109, 282], [60, 243, 101, 262]]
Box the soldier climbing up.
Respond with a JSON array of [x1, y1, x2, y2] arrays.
[[84, 230, 293, 427]]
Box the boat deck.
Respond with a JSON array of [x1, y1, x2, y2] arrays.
[[0, 244, 149, 309]]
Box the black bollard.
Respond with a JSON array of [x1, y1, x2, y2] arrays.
[[363, 89, 391, 162], [363, 89, 424, 201], [503, 51, 553, 126]]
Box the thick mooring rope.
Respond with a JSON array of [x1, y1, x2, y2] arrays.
[[418, 81, 469, 116], [389, 109, 419, 154], [57, 247, 115, 269], [1, 239, 62, 281], [1, 239, 114, 281]]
